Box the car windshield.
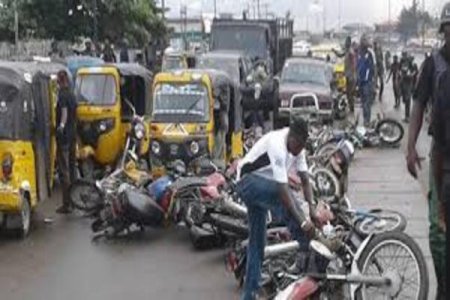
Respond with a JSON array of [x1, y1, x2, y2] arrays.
[[152, 83, 209, 123], [281, 62, 328, 86], [197, 56, 239, 83], [211, 27, 267, 59], [76, 74, 116, 105], [162, 57, 185, 71]]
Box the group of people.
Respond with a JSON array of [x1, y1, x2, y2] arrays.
[[336, 34, 419, 126], [50, 37, 140, 64], [79, 38, 131, 63], [386, 50, 419, 122]]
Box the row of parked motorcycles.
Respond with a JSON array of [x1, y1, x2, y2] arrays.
[[69, 103, 427, 299]]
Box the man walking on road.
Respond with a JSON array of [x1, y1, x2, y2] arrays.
[[374, 41, 385, 101], [56, 70, 77, 214], [386, 54, 401, 109], [399, 51, 418, 123], [407, 3, 450, 298], [333, 36, 356, 113], [236, 116, 337, 300], [357, 35, 375, 126]]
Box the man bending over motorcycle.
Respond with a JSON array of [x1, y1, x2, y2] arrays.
[[236, 115, 319, 300]]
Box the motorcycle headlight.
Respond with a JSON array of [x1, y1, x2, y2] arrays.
[[134, 123, 145, 140], [97, 118, 114, 133], [190, 141, 199, 155], [151, 141, 161, 155]]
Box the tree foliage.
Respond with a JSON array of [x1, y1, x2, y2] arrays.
[[0, 0, 166, 45], [397, 2, 433, 43]]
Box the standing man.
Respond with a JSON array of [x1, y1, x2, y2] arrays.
[[236, 116, 339, 300], [119, 38, 130, 63], [102, 38, 116, 63], [333, 36, 356, 113], [83, 39, 95, 57], [407, 3, 450, 298], [56, 70, 77, 214], [385, 50, 392, 72], [399, 51, 418, 123], [357, 35, 376, 126], [374, 41, 385, 101], [386, 55, 402, 109]]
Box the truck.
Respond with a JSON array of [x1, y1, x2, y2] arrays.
[[210, 17, 294, 116]]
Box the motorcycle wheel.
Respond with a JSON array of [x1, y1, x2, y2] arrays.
[[69, 179, 104, 213], [356, 231, 429, 300], [209, 213, 248, 238], [376, 119, 404, 145], [314, 142, 338, 158], [312, 168, 341, 201], [354, 209, 407, 237]]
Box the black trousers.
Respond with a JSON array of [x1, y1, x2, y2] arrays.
[[57, 141, 76, 207]]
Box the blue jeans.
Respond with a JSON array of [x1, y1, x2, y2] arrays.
[[360, 83, 373, 124], [236, 174, 309, 300]]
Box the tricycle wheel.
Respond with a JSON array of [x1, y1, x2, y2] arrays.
[[6, 194, 32, 238]]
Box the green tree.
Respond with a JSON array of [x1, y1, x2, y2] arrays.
[[0, 0, 166, 45], [397, 2, 433, 43], [95, 0, 166, 46]]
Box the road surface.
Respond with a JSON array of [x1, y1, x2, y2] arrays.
[[0, 81, 436, 300]]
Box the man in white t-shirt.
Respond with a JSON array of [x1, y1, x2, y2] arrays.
[[236, 115, 316, 300]]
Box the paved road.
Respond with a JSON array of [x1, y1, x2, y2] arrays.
[[0, 83, 435, 300]]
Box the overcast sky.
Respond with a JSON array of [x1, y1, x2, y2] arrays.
[[162, 0, 443, 30]]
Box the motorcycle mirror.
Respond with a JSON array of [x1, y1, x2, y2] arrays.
[[246, 74, 254, 84], [310, 240, 334, 260]]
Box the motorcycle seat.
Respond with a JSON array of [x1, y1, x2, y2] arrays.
[[124, 189, 164, 215], [170, 177, 207, 191]]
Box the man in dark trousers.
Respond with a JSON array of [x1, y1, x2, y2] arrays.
[[407, 3, 450, 298], [386, 55, 401, 109], [357, 35, 376, 126], [56, 70, 77, 214], [102, 38, 116, 63], [399, 51, 418, 123], [119, 39, 130, 63], [374, 41, 384, 101]]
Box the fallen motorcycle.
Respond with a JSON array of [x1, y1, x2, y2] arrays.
[[226, 197, 408, 294], [69, 104, 151, 215], [89, 160, 206, 239], [274, 230, 428, 300]]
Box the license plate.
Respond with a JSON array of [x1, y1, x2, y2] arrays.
[[170, 144, 179, 155]]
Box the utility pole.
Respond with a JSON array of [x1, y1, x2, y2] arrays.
[[257, 0, 261, 19], [180, 4, 187, 50], [263, 3, 269, 19], [14, 0, 19, 54], [323, 0, 326, 35], [214, 0, 217, 18], [338, 0, 341, 29], [388, 0, 391, 48], [421, 0, 426, 47], [93, 0, 98, 45], [161, 0, 166, 19]]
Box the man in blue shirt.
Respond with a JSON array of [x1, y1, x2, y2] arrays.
[[357, 35, 376, 126]]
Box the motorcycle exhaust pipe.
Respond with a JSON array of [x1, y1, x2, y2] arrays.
[[222, 196, 248, 219], [264, 241, 299, 258]]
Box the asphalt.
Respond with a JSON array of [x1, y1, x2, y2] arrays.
[[0, 82, 436, 300]]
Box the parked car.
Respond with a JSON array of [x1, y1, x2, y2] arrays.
[[292, 40, 311, 57], [196, 50, 252, 86], [275, 58, 334, 128]]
